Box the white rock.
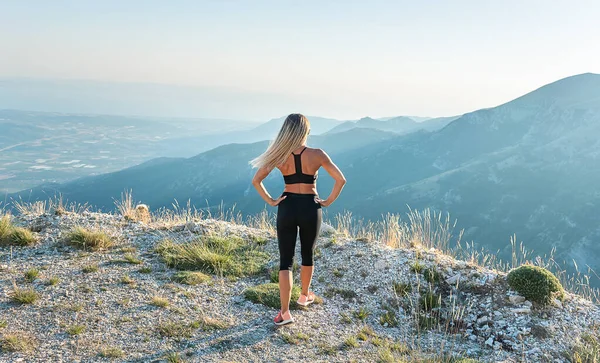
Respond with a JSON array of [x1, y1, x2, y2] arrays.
[[319, 223, 336, 236], [552, 298, 563, 308], [511, 307, 532, 314], [485, 337, 494, 347], [509, 295, 526, 304]]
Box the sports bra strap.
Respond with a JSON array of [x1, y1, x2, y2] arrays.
[[292, 147, 307, 156]]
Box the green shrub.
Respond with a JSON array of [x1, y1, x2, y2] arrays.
[[244, 283, 301, 309], [507, 265, 564, 304], [66, 227, 114, 250]]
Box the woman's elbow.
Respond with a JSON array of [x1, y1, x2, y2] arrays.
[[338, 176, 347, 185]]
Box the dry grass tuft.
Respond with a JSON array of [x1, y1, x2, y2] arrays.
[[65, 226, 114, 250]]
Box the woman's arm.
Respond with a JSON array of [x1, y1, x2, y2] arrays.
[[252, 166, 286, 206], [316, 150, 346, 207]]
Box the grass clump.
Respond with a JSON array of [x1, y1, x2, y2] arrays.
[[156, 235, 269, 277], [120, 253, 143, 265], [353, 307, 371, 321], [100, 346, 125, 359], [24, 268, 40, 283], [11, 286, 39, 304], [380, 310, 398, 327], [172, 271, 211, 285], [419, 292, 441, 311], [410, 261, 425, 273], [281, 332, 309, 345], [0, 321, 7, 329], [0, 215, 37, 246], [244, 283, 301, 309], [393, 281, 412, 296], [138, 266, 152, 273], [566, 332, 600, 363], [0, 332, 36, 352], [157, 321, 198, 339], [344, 336, 359, 349], [422, 267, 442, 284], [507, 265, 565, 305], [150, 296, 170, 308], [47, 277, 60, 286], [82, 264, 99, 273], [66, 324, 86, 336], [66, 226, 114, 250], [121, 274, 135, 285]]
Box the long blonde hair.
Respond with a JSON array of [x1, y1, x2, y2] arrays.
[[250, 114, 310, 169]]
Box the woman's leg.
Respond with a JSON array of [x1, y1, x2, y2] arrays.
[[298, 201, 322, 296], [276, 201, 297, 314]]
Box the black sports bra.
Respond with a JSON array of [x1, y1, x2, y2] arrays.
[[283, 147, 318, 185]]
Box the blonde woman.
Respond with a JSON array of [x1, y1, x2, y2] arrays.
[[251, 114, 346, 326]]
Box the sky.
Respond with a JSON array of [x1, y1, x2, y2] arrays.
[[1, 0, 599, 121]]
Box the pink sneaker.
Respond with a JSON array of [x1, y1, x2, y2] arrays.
[[297, 291, 316, 307], [274, 310, 294, 326]]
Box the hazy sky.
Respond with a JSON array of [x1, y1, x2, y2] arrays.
[[1, 0, 599, 120]]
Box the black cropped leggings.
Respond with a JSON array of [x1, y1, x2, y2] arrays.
[[277, 192, 322, 271]]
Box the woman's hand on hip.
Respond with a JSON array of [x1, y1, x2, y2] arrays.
[[315, 197, 330, 207], [269, 195, 286, 206]]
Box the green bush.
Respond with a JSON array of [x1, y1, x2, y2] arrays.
[[507, 265, 564, 305]]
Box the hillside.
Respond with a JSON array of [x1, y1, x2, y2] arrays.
[[0, 208, 598, 362], [8, 73, 600, 283], [0, 110, 255, 193]]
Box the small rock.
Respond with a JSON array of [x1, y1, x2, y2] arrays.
[[509, 295, 526, 304], [511, 307, 532, 314], [552, 298, 563, 308], [319, 223, 336, 236], [485, 337, 494, 347]]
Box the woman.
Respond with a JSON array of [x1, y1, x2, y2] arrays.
[[251, 114, 346, 326]]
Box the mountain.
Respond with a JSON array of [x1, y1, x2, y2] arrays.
[[0, 110, 340, 193], [9, 73, 600, 276], [8, 128, 394, 212], [326, 115, 456, 135]]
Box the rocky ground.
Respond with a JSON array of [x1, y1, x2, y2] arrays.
[[0, 210, 598, 362]]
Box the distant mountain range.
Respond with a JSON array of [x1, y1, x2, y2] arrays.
[[326, 116, 458, 135], [10, 73, 600, 276]]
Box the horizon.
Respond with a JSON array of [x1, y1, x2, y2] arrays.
[[2, 1, 600, 120], [1, 72, 597, 122]]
